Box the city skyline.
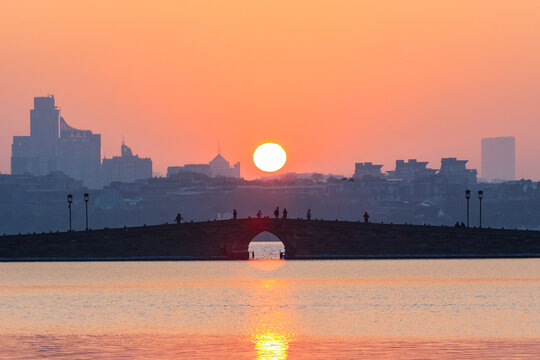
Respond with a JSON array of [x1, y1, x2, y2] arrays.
[[3, 94, 524, 183], [0, 3, 538, 359], [1, 1, 540, 179]]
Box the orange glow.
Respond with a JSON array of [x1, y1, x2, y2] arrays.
[[249, 279, 295, 360], [2, 1, 540, 178]]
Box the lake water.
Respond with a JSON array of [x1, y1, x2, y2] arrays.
[[0, 244, 538, 359]]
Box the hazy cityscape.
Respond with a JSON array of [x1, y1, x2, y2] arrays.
[[0, 95, 533, 235], [1, 2, 539, 359]]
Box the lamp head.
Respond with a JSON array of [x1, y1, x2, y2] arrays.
[[84, 193, 89, 202], [465, 189, 471, 199], [478, 190, 483, 199], [67, 194, 72, 204]]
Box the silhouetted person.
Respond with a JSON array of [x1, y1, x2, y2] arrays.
[[460, 222, 466, 228], [282, 208, 288, 219], [257, 210, 262, 219], [233, 209, 237, 220], [363, 211, 369, 223], [274, 207, 280, 219], [175, 213, 183, 224], [306, 209, 311, 220], [454, 222, 460, 228]]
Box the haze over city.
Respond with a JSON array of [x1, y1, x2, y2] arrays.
[[2, 1, 540, 179], [1, 2, 540, 360]]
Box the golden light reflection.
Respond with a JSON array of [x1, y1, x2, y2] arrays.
[[251, 332, 291, 360], [248, 279, 296, 360]]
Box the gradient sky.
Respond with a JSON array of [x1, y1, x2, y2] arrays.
[[1, 1, 540, 179]]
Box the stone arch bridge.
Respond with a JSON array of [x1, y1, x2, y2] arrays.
[[1, 218, 539, 261]]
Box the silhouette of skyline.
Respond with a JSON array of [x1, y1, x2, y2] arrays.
[[1, 2, 540, 179], [1, 4, 539, 360], [5, 94, 528, 185]]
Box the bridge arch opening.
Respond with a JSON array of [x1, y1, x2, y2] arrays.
[[248, 231, 285, 259]]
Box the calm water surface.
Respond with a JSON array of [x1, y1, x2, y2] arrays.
[[0, 245, 538, 359]]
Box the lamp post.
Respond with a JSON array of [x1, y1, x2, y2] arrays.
[[67, 194, 73, 232], [84, 193, 89, 231], [478, 190, 483, 228], [465, 190, 471, 228]]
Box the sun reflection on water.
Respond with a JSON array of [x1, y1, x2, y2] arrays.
[[251, 332, 291, 360], [249, 279, 295, 360]]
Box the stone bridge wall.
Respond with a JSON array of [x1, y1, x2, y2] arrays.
[[0, 219, 539, 261]]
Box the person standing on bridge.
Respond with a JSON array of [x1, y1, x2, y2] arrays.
[[175, 213, 183, 224], [274, 207, 280, 219], [363, 211, 369, 223], [306, 209, 311, 220], [282, 208, 288, 219], [233, 209, 238, 220], [257, 210, 262, 219]]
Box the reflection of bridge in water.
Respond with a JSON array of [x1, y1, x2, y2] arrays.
[[1, 218, 539, 261]]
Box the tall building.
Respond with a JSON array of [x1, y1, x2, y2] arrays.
[[57, 117, 101, 188], [102, 143, 152, 185], [12, 95, 60, 175], [11, 95, 102, 188], [481, 137, 515, 182]]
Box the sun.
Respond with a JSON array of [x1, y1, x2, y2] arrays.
[[253, 143, 287, 172]]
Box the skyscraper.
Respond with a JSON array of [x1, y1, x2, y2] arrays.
[[57, 117, 101, 188], [481, 137, 515, 182], [11, 95, 102, 188], [12, 95, 60, 175]]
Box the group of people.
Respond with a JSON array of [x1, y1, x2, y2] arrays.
[[254, 207, 306, 219], [175, 209, 371, 223]]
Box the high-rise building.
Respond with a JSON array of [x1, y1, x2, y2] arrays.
[[12, 95, 60, 175], [57, 117, 101, 188], [11, 95, 102, 188], [101, 143, 152, 185], [481, 137, 515, 182]]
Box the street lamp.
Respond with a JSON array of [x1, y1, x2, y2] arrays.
[[465, 190, 471, 228], [84, 193, 89, 231], [67, 194, 73, 232], [478, 190, 483, 228]]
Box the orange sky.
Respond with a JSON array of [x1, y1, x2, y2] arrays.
[[1, 1, 540, 179]]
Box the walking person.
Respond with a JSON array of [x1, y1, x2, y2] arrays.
[[306, 209, 311, 220], [363, 211, 369, 224], [282, 208, 288, 219], [175, 213, 183, 224], [257, 210, 262, 219], [233, 209, 238, 220], [274, 207, 280, 219]]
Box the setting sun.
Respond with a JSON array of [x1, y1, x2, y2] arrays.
[[253, 143, 287, 172]]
